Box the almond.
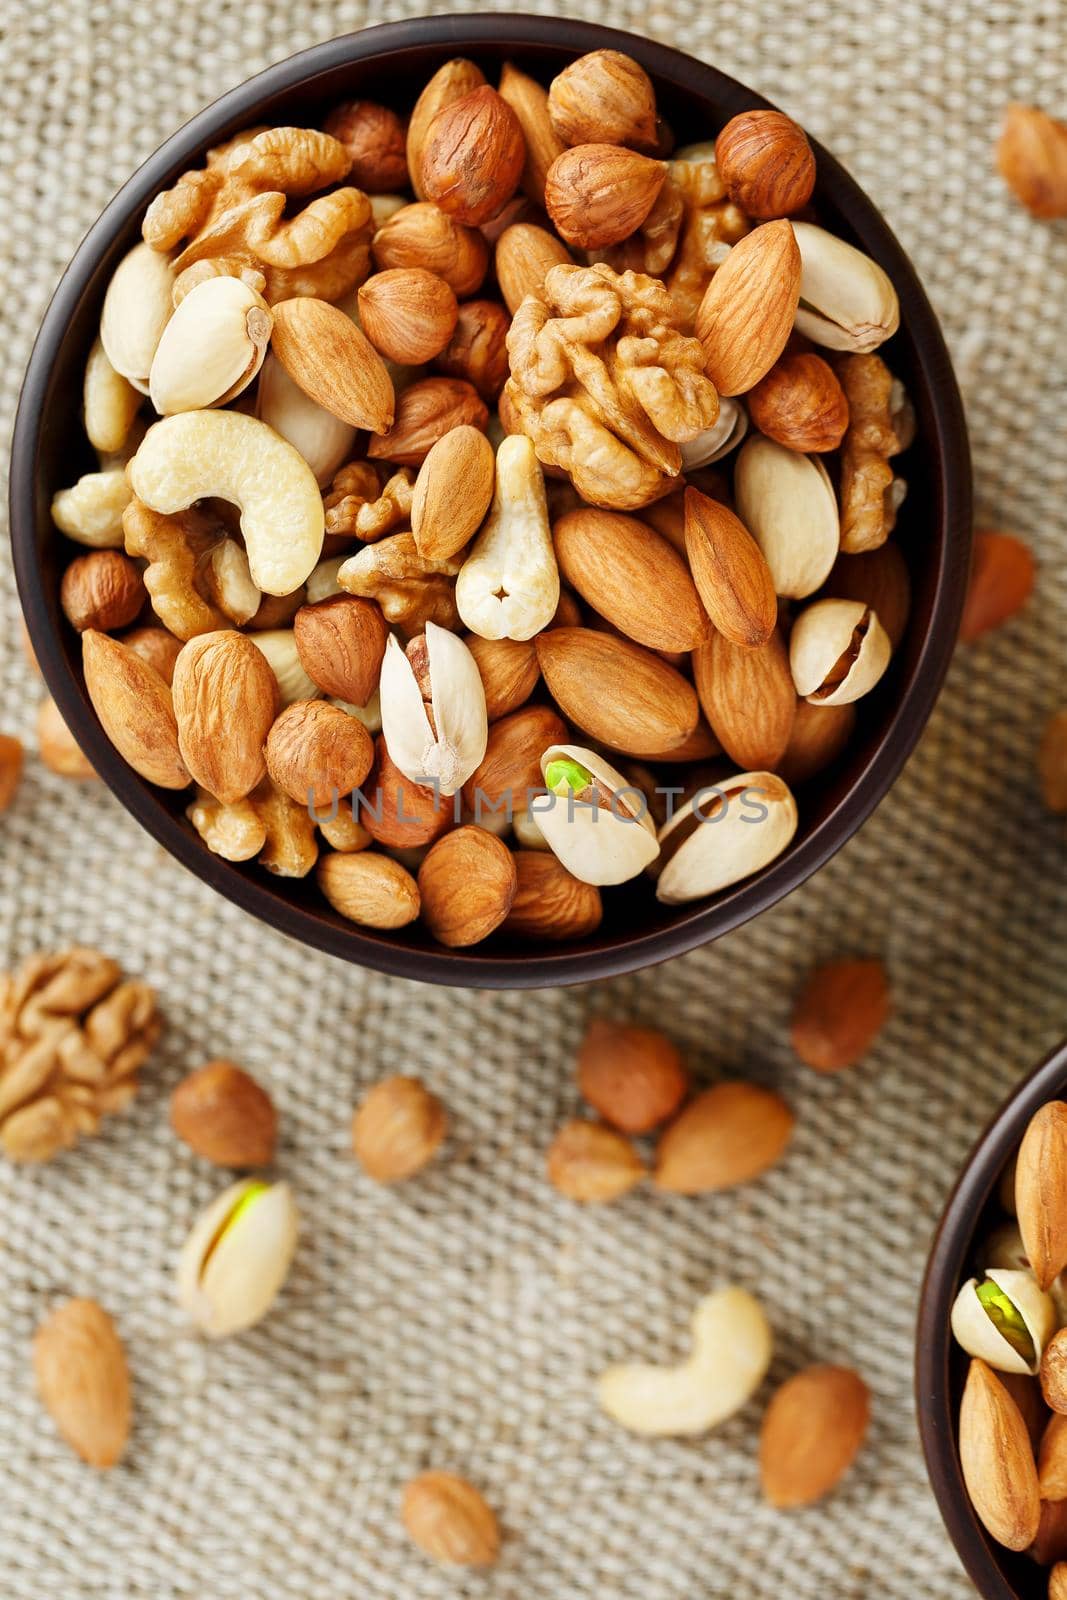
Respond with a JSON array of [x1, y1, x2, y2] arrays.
[[317, 850, 421, 930], [546, 1118, 646, 1202], [498, 62, 566, 204], [959, 1358, 1041, 1552], [411, 425, 496, 561], [293, 596, 387, 707], [577, 1018, 689, 1134], [372, 202, 489, 298], [270, 297, 395, 433], [464, 634, 540, 721], [554, 507, 709, 652], [547, 50, 658, 150], [535, 627, 698, 759], [352, 1075, 447, 1182], [999, 1371, 1047, 1455], [1040, 1410, 1067, 1494], [461, 704, 567, 814], [420, 86, 525, 227], [1016, 1101, 1067, 1290], [407, 59, 487, 201], [360, 735, 453, 848], [33, 1298, 131, 1468], [357, 268, 459, 365], [960, 529, 1035, 642], [1040, 710, 1067, 814], [996, 104, 1067, 219], [1053, 1562, 1067, 1600], [417, 825, 517, 947], [503, 850, 602, 941], [654, 1081, 794, 1193], [433, 299, 511, 402], [82, 629, 190, 789], [60, 550, 146, 633], [37, 696, 97, 780], [715, 110, 816, 218], [545, 144, 666, 250], [759, 1365, 870, 1507], [747, 352, 849, 452], [1035, 1501, 1067, 1567], [693, 628, 796, 770], [495, 222, 573, 315], [367, 376, 488, 467], [265, 699, 374, 808], [789, 958, 891, 1073], [777, 699, 856, 786], [683, 487, 777, 649], [695, 220, 801, 395], [171, 630, 278, 804], [0, 733, 24, 813], [825, 543, 912, 651], [401, 1470, 500, 1566], [170, 1059, 277, 1167], [324, 100, 409, 193]]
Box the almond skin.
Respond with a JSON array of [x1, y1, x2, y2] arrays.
[[693, 628, 796, 771], [1016, 1101, 1067, 1290], [554, 508, 709, 652], [352, 1075, 447, 1182], [654, 1081, 794, 1193], [402, 1470, 500, 1566], [960, 529, 1035, 642], [265, 699, 374, 808], [503, 850, 602, 941], [324, 99, 409, 193], [747, 352, 849, 453], [411, 425, 496, 561], [546, 1118, 646, 1202], [684, 487, 777, 650], [317, 850, 421, 930], [959, 1358, 1041, 1552], [367, 376, 489, 467], [420, 86, 525, 226], [33, 1299, 131, 1469], [372, 202, 489, 298], [790, 958, 891, 1073], [759, 1366, 870, 1507], [417, 825, 517, 947], [407, 59, 488, 201], [271, 297, 395, 432], [464, 635, 540, 721], [170, 1059, 277, 1167], [545, 144, 665, 250], [577, 1018, 689, 1134], [294, 596, 388, 707], [535, 627, 699, 759], [61, 550, 146, 633], [357, 268, 458, 365], [82, 629, 190, 789], [495, 222, 573, 315], [461, 704, 567, 814], [171, 630, 278, 804], [547, 50, 658, 150], [715, 110, 816, 218], [360, 736, 453, 848], [696, 220, 801, 395], [498, 62, 566, 204]]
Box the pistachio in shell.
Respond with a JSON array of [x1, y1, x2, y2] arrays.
[[950, 1268, 1056, 1376], [533, 743, 659, 887], [176, 1178, 299, 1339], [654, 772, 798, 905]]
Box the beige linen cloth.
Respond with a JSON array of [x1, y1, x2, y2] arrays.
[[2, 0, 1066, 1594]]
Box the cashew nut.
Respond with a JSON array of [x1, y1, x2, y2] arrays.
[[83, 338, 141, 456], [127, 411, 324, 596], [455, 435, 559, 640], [597, 1286, 773, 1436], [100, 241, 175, 390], [148, 275, 272, 415], [52, 469, 132, 549]]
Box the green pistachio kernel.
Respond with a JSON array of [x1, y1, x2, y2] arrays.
[[545, 757, 593, 797], [223, 1181, 271, 1236], [975, 1278, 1036, 1365]]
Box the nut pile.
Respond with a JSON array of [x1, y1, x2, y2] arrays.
[[48, 51, 918, 947]]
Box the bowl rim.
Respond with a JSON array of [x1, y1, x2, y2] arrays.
[[916, 1037, 1067, 1599], [9, 12, 973, 989]]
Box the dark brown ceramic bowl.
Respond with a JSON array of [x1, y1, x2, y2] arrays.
[[9, 14, 972, 987], [918, 1040, 1067, 1598]]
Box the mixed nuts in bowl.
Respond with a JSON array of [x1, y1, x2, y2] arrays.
[[10, 15, 971, 984]]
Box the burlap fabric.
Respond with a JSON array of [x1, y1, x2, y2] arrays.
[[2, 1, 1065, 1593]]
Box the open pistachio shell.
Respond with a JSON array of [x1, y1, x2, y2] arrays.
[[533, 743, 659, 887], [679, 399, 748, 471], [654, 771, 798, 904], [950, 1268, 1056, 1375], [791, 222, 900, 353], [733, 435, 839, 599], [983, 1223, 1067, 1326], [177, 1178, 299, 1339], [379, 623, 488, 796], [789, 598, 892, 707]]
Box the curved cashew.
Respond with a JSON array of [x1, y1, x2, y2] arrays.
[[52, 469, 131, 549], [597, 1286, 772, 1436], [128, 411, 324, 596], [455, 435, 559, 640]]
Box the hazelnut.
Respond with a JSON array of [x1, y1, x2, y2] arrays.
[[121, 625, 182, 686], [372, 202, 489, 298], [545, 144, 666, 249], [790, 958, 891, 1073], [170, 1060, 277, 1167], [715, 109, 816, 218], [419, 86, 525, 227], [264, 699, 374, 809], [577, 1017, 689, 1133], [433, 299, 510, 401], [747, 352, 850, 453], [367, 376, 489, 467], [294, 595, 389, 707], [546, 1119, 646, 1203], [324, 99, 409, 192], [996, 104, 1067, 219], [352, 1075, 447, 1183], [547, 50, 658, 150], [416, 825, 517, 947], [60, 550, 146, 633], [357, 268, 459, 366]]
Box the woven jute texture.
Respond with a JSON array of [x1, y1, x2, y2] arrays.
[[2, 1, 1066, 1594]]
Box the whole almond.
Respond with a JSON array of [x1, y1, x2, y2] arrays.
[[82, 629, 190, 789], [1040, 710, 1067, 814], [693, 628, 796, 771], [1035, 1500, 1067, 1567], [547, 1118, 646, 1202], [790, 958, 891, 1073], [503, 850, 602, 941], [999, 1372, 1047, 1456], [172, 630, 278, 804], [372, 202, 489, 298], [417, 825, 517, 947], [271, 298, 395, 433], [684, 488, 777, 650], [361, 736, 452, 848], [420, 86, 525, 226], [696, 220, 801, 395], [759, 1365, 870, 1507], [498, 62, 566, 204], [324, 100, 409, 192], [368, 377, 489, 467], [545, 144, 666, 250], [577, 1018, 689, 1134], [407, 59, 487, 201], [1053, 1563, 1067, 1600], [0, 733, 24, 813], [265, 699, 374, 808], [778, 699, 856, 786], [654, 1081, 794, 1193], [411, 425, 496, 561], [33, 1298, 131, 1469], [464, 634, 540, 721], [960, 530, 1035, 642], [715, 110, 816, 218], [61, 550, 146, 633], [959, 1358, 1041, 1552], [747, 352, 849, 453], [996, 103, 1067, 219], [825, 543, 912, 651], [402, 1470, 500, 1566], [495, 222, 573, 315], [548, 50, 658, 150], [1016, 1101, 1067, 1290], [37, 696, 97, 779], [357, 268, 458, 365], [318, 850, 421, 930], [554, 507, 709, 652], [461, 704, 567, 813], [122, 625, 183, 686], [352, 1075, 447, 1182], [434, 300, 511, 402], [170, 1059, 277, 1167], [535, 627, 698, 759], [294, 595, 388, 706], [1040, 1410, 1067, 1495]]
